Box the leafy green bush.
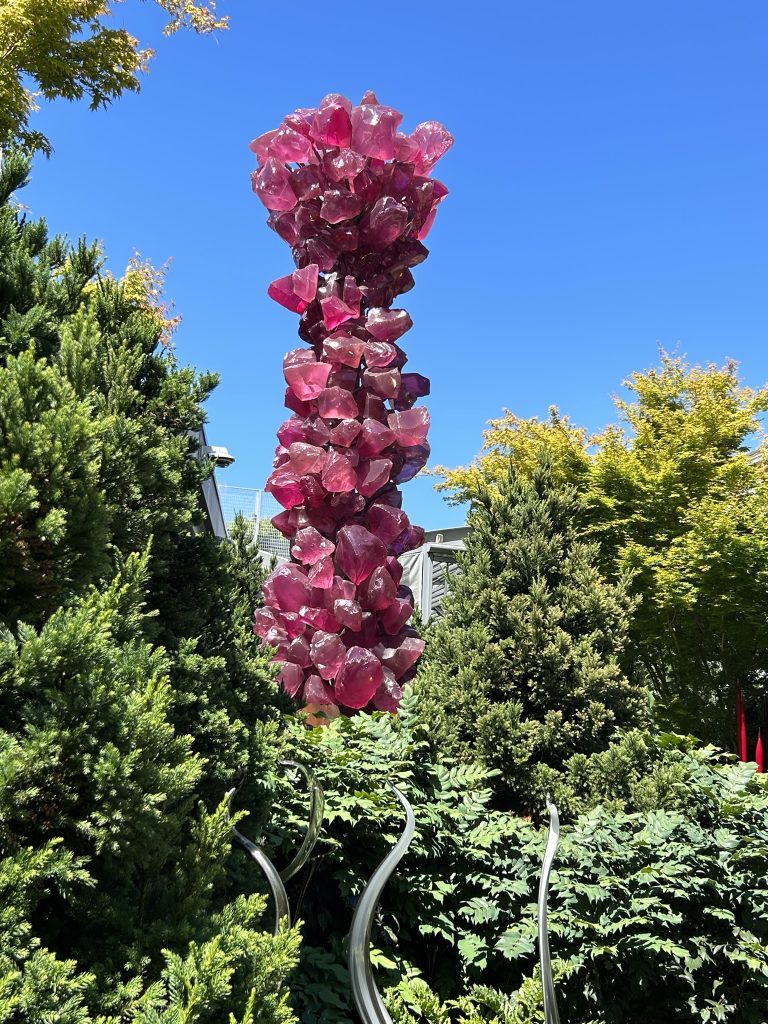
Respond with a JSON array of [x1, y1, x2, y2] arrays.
[[267, 687, 768, 1024], [266, 687, 507, 1023], [0, 153, 213, 628], [536, 729, 697, 821], [0, 554, 299, 1023], [434, 358, 768, 749]]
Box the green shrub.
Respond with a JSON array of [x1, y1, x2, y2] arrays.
[[0, 153, 295, 1022], [419, 454, 646, 814], [0, 153, 213, 628], [266, 687, 507, 1023], [536, 729, 697, 821], [0, 554, 299, 1022], [267, 687, 768, 1024]]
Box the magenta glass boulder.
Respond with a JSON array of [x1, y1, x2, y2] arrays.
[[310, 630, 347, 680], [372, 668, 404, 712], [388, 407, 430, 446], [292, 526, 335, 565], [363, 341, 398, 368], [268, 263, 319, 313], [366, 308, 413, 343], [287, 634, 312, 668], [263, 563, 311, 612], [265, 468, 303, 509], [334, 646, 385, 708], [351, 99, 403, 160], [306, 556, 333, 588], [410, 121, 455, 175], [335, 524, 387, 585], [320, 189, 364, 224], [357, 458, 394, 498], [328, 418, 362, 447], [284, 357, 331, 402], [359, 564, 398, 612], [317, 386, 359, 420], [311, 102, 352, 149], [333, 598, 363, 631], [360, 197, 409, 248], [321, 451, 357, 493], [252, 92, 452, 714], [278, 661, 304, 698], [252, 157, 297, 211], [323, 334, 366, 367], [357, 419, 395, 456], [288, 442, 328, 475], [303, 674, 337, 706], [375, 632, 426, 678]]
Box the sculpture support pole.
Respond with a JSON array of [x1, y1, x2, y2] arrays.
[[349, 785, 415, 1024], [538, 796, 561, 1024]]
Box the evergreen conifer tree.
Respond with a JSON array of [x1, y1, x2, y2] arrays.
[[0, 153, 296, 1021], [0, 150, 211, 626], [419, 452, 646, 812]]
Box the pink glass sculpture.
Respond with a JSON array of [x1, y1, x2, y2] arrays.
[[251, 91, 452, 716]]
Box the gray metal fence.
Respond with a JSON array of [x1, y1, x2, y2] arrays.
[[217, 484, 291, 559]]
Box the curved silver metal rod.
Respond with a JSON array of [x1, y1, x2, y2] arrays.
[[538, 795, 561, 1024], [278, 759, 325, 883], [226, 786, 291, 935], [348, 785, 415, 1024]]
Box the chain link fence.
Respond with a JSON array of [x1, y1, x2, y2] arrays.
[[217, 484, 291, 559]]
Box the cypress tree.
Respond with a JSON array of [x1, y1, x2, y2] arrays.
[[0, 153, 296, 1021], [419, 452, 646, 812], [0, 150, 211, 626]]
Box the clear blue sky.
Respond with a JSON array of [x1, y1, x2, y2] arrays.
[[22, 1, 768, 529]]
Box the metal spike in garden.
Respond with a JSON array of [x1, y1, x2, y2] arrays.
[[538, 795, 561, 1024], [349, 785, 415, 1024], [225, 761, 324, 934]]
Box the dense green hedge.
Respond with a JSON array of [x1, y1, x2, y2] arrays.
[[418, 455, 647, 816]]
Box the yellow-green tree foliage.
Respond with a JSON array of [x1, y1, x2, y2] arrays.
[[435, 355, 768, 746], [0, 0, 228, 154], [433, 406, 591, 504]]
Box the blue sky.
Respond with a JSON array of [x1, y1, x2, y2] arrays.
[[22, 1, 768, 528]]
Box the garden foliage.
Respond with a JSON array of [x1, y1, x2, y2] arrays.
[[0, 153, 295, 1022], [418, 453, 646, 813], [268, 689, 768, 1024], [433, 356, 768, 749], [0, 0, 228, 155]]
